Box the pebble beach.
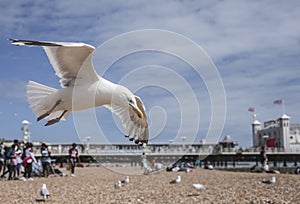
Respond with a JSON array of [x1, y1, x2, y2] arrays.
[[0, 166, 299, 203]]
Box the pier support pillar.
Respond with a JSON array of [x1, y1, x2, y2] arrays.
[[273, 161, 277, 167], [283, 161, 287, 167], [294, 161, 297, 166]]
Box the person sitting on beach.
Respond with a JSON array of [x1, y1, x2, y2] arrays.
[[41, 143, 52, 177], [68, 143, 78, 177], [52, 164, 67, 176]]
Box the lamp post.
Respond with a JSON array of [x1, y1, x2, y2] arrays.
[[181, 136, 186, 150], [21, 120, 30, 143], [85, 136, 91, 153]]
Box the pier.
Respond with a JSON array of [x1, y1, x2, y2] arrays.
[[23, 142, 300, 168]]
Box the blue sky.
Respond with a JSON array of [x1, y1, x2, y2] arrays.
[[0, 0, 300, 147]]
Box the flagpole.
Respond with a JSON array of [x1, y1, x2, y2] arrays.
[[282, 100, 285, 115]]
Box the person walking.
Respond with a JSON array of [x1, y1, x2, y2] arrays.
[[68, 143, 78, 177]]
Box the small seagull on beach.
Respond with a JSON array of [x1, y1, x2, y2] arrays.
[[10, 39, 148, 146], [170, 175, 181, 184], [262, 176, 276, 184], [192, 183, 207, 191], [115, 180, 122, 189], [121, 176, 129, 184], [40, 183, 50, 200]]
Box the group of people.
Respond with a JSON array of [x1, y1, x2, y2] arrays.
[[0, 140, 38, 181], [0, 140, 79, 181]]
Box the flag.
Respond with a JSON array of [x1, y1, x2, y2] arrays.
[[266, 138, 276, 147], [248, 107, 255, 112], [273, 99, 282, 105]]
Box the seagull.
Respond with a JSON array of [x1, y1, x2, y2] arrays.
[[10, 39, 148, 145], [121, 176, 129, 184], [40, 183, 50, 200], [170, 175, 181, 184], [115, 180, 122, 189], [192, 183, 207, 190], [262, 176, 276, 184]]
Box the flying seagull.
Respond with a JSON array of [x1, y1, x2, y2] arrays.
[[170, 175, 181, 184], [10, 39, 148, 145], [40, 183, 50, 200]]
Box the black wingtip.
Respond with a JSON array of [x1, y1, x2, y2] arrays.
[[9, 39, 62, 47]]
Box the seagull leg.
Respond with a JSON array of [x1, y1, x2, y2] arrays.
[[45, 110, 68, 126], [37, 99, 62, 121]]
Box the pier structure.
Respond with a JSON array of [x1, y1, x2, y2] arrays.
[[21, 142, 300, 168], [252, 114, 300, 151]]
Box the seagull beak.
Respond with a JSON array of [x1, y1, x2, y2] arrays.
[[130, 103, 143, 119]]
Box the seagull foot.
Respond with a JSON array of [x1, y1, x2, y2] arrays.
[[37, 112, 50, 121], [139, 140, 148, 144], [45, 119, 60, 126], [37, 99, 62, 122]]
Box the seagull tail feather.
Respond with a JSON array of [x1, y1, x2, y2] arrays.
[[26, 81, 69, 120]]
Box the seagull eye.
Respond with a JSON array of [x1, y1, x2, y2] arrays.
[[129, 99, 133, 104]]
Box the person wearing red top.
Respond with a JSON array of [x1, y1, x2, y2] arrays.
[[68, 143, 78, 177]]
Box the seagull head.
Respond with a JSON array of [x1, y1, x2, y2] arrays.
[[114, 86, 144, 119]]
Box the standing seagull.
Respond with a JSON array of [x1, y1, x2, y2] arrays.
[[115, 180, 122, 189], [192, 183, 207, 190], [121, 175, 130, 184], [262, 176, 276, 184], [40, 183, 50, 200], [10, 39, 148, 145], [170, 175, 181, 184]]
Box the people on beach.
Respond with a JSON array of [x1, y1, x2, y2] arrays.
[[21, 142, 38, 181], [4, 140, 19, 180], [41, 143, 52, 177], [15, 143, 23, 178], [260, 146, 268, 171], [0, 142, 5, 177], [68, 143, 79, 177]]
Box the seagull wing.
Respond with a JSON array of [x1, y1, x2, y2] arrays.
[[105, 96, 149, 145], [10, 39, 99, 87]]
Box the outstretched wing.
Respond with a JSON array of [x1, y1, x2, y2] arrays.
[[105, 96, 149, 146], [10, 39, 99, 87]]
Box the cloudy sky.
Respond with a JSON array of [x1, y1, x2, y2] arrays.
[[0, 0, 300, 147]]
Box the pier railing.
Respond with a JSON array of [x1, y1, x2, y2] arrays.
[[27, 142, 300, 157]]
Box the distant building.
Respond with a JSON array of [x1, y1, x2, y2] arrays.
[[252, 114, 300, 151]]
